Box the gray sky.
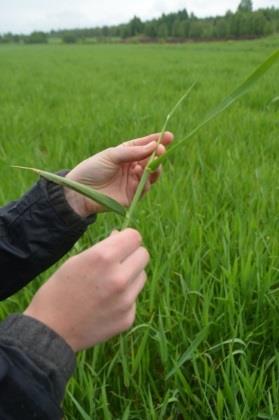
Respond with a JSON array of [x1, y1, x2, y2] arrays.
[[1, 0, 278, 34]]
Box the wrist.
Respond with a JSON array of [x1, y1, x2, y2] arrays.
[[63, 187, 91, 218], [64, 175, 103, 217], [24, 306, 78, 353], [45, 170, 96, 226]]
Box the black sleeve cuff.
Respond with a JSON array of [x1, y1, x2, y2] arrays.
[[0, 314, 75, 402], [0, 170, 97, 299], [44, 170, 96, 228]]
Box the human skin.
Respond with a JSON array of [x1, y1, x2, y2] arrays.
[[64, 132, 174, 217], [24, 133, 173, 351], [24, 229, 149, 352]]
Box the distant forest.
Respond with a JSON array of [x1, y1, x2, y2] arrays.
[[1, 0, 279, 44]]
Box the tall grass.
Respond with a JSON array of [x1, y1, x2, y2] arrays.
[[17, 49, 278, 228], [0, 37, 279, 419]]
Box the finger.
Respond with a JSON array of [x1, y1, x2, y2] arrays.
[[121, 272, 147, 310], [94, 228, 142, 261], [121, 246, 150, 280], [131, 164, 144, 180], [136, 144, 166, 170], [123, 131, 174, 147], [149, 166, 162, 184], [156, 144, 166, 156], [120, 303, 136, 330], [109, 141, 157, 164], [131, 271, 147, 297]]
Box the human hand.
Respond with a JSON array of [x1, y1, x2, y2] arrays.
[[64, 132, 173, 217], [24, 229, 149, 352]]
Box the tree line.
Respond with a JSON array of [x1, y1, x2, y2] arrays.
[[1, 0, 279, 44]]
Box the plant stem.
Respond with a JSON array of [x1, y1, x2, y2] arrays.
[[121, 83, 196, 229], [122, 170, 149, 229]]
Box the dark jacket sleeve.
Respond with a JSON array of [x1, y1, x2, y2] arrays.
[[0, 314, 76, 420], [0, 175, 96, 418], [0, 172, 96, 300]]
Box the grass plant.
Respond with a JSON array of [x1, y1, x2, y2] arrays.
[[15, 50, 279, 228], [0, 37, 279, 419]]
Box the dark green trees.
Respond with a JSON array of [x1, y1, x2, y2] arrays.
[[238, 0, 253, 13], [2, 1, 278, 44]]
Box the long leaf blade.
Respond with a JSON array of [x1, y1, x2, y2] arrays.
[[122, 83, 196, 229], [165, 81, 197, 124], [149, 49, 279, 171], [13, 166, 126, 216], [166, 326, 209, 379]]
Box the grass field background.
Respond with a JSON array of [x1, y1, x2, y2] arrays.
[[0, 37, 279, 419]]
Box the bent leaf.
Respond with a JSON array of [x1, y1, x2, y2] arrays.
[[13, 166, 126, 217], [149, 49, 279, 171]]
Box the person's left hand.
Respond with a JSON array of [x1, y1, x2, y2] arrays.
[[64, 132, 173, 217]]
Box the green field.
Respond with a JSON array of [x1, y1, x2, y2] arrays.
[[0, 37, 279, 419]]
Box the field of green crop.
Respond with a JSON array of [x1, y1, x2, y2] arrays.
[[0, 37, 279, 419]]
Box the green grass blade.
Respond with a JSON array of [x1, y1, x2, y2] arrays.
[[149, 49, 279, 171], [122, 83, 196, 229], [164, 81, 197, 126], [166, 326, 209, 379], [13, 166, 126, 217], [67, 391, 92, 420]]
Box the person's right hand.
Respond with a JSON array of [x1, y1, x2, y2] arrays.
[[24, 229, 149, 352]]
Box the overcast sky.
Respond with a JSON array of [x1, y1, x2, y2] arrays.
[[0, 0, 278, 34]]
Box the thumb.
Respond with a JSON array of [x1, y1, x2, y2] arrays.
[[110, 141, 157, 164]]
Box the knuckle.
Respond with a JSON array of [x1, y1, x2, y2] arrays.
[[112, 274, 128, 293], [106, 147, 118, 161], [94, 249, 112, 264], [121, 293, 134, 311]]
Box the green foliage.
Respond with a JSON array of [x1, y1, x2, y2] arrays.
[[157, 23, 168, 39], [0, 38, 279, 418], [45, 5, 279, 42], [0, 32, 21, 44], [238, 0, 253, 13], [24, 31, 48, 44], [3, 5, 279, 44], [62, 33, 78, 44], [129, 16, 144, 37]]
